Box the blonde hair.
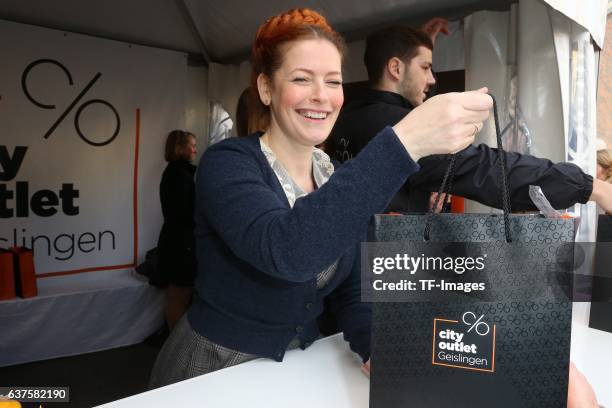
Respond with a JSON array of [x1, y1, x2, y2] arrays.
[[597, 149, 612, 183]]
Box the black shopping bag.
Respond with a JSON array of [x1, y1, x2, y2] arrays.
[[368, 96, 575, 408]]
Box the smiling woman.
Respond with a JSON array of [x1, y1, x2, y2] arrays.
[[148, 7, 496, 389], [259, 39, 343, 144], [257, 39, 344, 191]]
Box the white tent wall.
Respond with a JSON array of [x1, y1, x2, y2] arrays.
[[543, 0, 609, 48], [463, 0, 603, 240], [0, 19, 209, 366], [518, 0, 566, 163], [462, 0, 603, 221], [550, 9, 599, 242], [464, 9, 513, 150], [186, 65, 209, 163], [431, 21, 466, 72], [549, 11, 605, 403], [463, 1, 566, 213], [206, 61, 250, 140], [461, 3, 609, 403]]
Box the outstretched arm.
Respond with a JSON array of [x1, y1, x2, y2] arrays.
[[408, 144, 594, 211]]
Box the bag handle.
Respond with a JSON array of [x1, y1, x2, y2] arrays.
[[423, 93, 513, 242]]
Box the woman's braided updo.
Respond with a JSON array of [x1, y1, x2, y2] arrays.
[[249, 8, 346, 131]]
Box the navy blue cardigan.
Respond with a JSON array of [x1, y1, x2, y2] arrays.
[[188, 127, 419, 362]]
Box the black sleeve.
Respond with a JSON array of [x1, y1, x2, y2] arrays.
[[408, 144, 593, 211], [327, 105, 407, 163]]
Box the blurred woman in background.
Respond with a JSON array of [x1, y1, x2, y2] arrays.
[[597, 149, 612, 183], [157, 130, 197, 330]]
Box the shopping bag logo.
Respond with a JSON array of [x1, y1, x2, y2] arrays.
[[432, 311, 496, 372]]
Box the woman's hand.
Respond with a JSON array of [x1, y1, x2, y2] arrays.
[[567, 362, 598, 408], [392, 88, 492, 162], [590, 178, 612, 214], [362, 359, 598, 407]]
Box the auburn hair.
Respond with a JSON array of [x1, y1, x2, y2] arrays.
[[249, 8, 346, 131]]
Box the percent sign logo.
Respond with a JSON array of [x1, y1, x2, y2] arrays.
[[462, 311, 490, 336], [21, 59, 120, 147]]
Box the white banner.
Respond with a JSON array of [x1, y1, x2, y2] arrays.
[[0, 20, 188, 276]]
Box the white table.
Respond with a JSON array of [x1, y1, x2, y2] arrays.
[[97, 333, 369, 408], [0, 269, 164, 367], [99, 305, 612, 408]]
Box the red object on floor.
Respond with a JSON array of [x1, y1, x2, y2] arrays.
[[0, 248, 16, 300], [11, 247, 38, 298]]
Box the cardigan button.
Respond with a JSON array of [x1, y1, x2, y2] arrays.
[[295, 325, 303, 333], [305, 302, 313, 310]]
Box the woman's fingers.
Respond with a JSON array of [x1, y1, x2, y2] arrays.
[[392, 90, 491, 160], [449, 123, 480, 152], [457, 90, 493, 111], [460, 108, 490, 125], [567, 362, 599, 408]]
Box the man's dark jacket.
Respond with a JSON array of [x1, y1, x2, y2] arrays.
[[326, 87, 593, 212]]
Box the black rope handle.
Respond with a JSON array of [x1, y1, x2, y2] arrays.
[[423, 93, 512, 242], [423, 154, 456, 240], [490, 93, 513, 242]]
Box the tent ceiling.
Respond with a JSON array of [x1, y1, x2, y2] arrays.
[[0, 0, 514, 63]]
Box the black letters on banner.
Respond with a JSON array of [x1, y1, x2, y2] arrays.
[[0, 145, 79, 218], [0, 145, 27, 181]]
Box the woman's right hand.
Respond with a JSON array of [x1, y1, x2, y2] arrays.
[[392, 88, 493, 162], [567, 362, 599, 408]]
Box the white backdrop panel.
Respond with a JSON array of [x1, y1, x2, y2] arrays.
[[0, 20, 188, 276]]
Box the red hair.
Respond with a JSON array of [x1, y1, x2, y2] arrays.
[[249, 8, 346, 131]]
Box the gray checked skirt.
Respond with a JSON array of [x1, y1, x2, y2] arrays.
[[150, 260, 338, 389], [149, 315, 258, 389]]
